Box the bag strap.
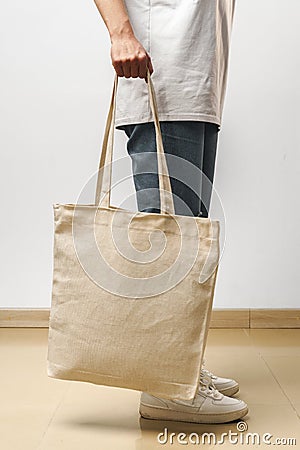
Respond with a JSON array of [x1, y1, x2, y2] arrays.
[[94, 69, 175, 215]]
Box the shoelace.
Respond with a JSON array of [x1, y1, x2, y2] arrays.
[[198, 370, 222, 400], [201, 368, 218, 381]]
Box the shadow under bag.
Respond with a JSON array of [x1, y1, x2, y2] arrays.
[[47, 70, 220, 401]]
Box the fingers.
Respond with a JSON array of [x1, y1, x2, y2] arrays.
[[111, 46, 153, 81], [122, 59, 132, 78], [138, 55, 148, 79], [122, 57, 140, 78], [113, 62, 124, 78], [130, 58, 140, 78], [121, 55, 149, 79]]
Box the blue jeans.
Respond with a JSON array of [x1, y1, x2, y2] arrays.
[[118, 121, 219, 217]]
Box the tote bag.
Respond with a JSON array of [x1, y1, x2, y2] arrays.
[[47, 70, 220, 401]]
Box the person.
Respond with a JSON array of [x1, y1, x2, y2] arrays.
[[94, 0, 248, 423]]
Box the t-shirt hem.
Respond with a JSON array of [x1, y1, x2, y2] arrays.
[[115, 113, 221, 130]]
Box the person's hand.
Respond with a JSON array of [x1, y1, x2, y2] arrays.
[[110, 34, 153, 82]]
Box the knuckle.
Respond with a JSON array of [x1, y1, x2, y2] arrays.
[[137, 53, 147, 61], [129, 56, 139, 64], [112, 58, 122, 67]]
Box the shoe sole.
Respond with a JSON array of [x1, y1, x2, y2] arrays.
[[218, 385, 239, 397], [139, 404, 248, 424]]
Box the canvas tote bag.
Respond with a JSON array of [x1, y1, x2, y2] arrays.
[[47, 70, 220, 401]]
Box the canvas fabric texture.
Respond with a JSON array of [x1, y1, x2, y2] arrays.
[[47, 71, 220, 401], [115, 0, 236, 130]]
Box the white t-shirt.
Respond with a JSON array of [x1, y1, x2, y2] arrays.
[[115, 0, 236, 130]]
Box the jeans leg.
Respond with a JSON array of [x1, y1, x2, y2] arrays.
[[120, 121, 219, 217], [199, 122, 219, 218], [121, 123, 161, 213]]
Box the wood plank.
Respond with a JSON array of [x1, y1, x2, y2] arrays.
[[0, 309, 49, 327], [1, 308, 300, 328], [210, 309, 250, 328], [250, 309, 300, 328]]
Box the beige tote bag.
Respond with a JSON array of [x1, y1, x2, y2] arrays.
[[47, 70, 220, 401]]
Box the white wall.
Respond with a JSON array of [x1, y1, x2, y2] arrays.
[[0, 0, 299, 309]]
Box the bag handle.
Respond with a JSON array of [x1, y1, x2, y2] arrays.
[[94, 69, 175, 215]]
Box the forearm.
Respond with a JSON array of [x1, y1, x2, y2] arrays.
[[93, 0, 153, 79], [93, 0, 134, 42]]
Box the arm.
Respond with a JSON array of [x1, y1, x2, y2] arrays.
[[93, 0, 153, 81]]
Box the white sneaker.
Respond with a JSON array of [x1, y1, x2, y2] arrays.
[[140, 375, 248, 424], [200, 368, 239, 397]]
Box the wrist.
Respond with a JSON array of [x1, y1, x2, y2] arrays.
[[110, 19, 134, 42]]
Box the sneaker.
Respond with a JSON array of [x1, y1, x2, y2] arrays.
[[200, 368, 239, 397], [139, 376, 248, 424]]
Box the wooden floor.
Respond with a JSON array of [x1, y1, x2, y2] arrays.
[[1, 328, 299, 449]]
